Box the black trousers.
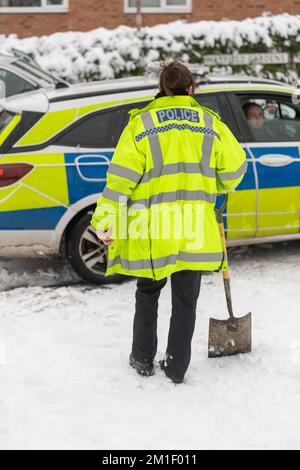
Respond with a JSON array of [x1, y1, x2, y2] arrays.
[[132, 270, 202, 378]]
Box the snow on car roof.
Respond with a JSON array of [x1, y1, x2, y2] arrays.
[[0, 53, 18, 65]]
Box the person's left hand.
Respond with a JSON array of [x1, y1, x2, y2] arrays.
[[96, 227, 114, 246]]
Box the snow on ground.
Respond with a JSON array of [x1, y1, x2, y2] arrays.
[[0, 242, 300, 450]]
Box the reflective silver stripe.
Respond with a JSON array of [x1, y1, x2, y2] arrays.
[[108, 256, 152, 271], [201, 111, 216, 178], [108, 163, 142, 184], [141, 112, 163, 176], [103, 187, 216, 205], [130, 189, 217, 207], [141, 162, 213, 183], [218, 160, 248, 181], [102, 187, 129, 203], [108, 251, 223, 271], [114, 156, 221, 185], [153, 251, 223, 268]]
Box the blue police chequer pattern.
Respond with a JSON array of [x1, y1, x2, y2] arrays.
[[135, 124, 221, 142]]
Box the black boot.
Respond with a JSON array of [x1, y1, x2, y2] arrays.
[[159, 355, 184, 384], [129, 353, 154, 377]]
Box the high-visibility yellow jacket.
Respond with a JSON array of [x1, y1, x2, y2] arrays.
[[90, 95, 247, 280]]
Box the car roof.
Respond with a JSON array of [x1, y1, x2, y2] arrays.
[[198, 74, 286, 86], [43, 74, 295, 102], [0, 73, 294, 114]]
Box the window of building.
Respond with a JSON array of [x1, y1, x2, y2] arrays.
[[125, 0, 192, 14], [0, 0, 68, 13]]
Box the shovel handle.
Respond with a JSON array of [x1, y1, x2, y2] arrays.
[[216, 195, 235, 320]]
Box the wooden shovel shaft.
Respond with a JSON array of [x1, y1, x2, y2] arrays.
[[219, 220, 235, 320]]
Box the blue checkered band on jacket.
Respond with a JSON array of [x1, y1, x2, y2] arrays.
[[135, 123, 221, 142]]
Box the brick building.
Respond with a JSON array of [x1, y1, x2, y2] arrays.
[[0, 0, 300, 38]]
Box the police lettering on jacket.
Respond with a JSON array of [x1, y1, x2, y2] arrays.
[[156, 108, 200, 123]]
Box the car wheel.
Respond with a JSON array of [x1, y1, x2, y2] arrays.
[[66, 211, 125, 284]]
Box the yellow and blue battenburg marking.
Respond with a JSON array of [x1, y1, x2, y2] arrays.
[[1, 82, 300, 241], [0, 151, 114, 230], [248, 145, 300, 236], [0, 152, 69, 230], [1, 140, 299, 237]]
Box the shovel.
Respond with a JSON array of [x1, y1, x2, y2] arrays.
[[208, 195, 252, 358]]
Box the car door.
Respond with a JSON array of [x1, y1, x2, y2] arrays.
[[196, 92, 257, 241], [231, 91, 300, 238]]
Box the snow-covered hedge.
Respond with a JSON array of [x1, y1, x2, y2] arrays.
[[0, 13, 300, 84]]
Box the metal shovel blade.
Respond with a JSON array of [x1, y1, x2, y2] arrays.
[[208, 312, 252, 358]]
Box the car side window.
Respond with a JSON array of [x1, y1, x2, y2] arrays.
[[121, 101, 150, 128], [195, 94, 223, 118], [55, 110, 117, 148], [238, 94, 300, 142], [0, 68, 35, 97]]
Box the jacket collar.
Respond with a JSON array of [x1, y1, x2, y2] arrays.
[[129, 95, 202, 119]]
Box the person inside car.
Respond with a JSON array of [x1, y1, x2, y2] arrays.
[[243, 102, 276, 140]]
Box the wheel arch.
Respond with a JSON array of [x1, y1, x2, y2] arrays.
[[59, 203, 96, 257]]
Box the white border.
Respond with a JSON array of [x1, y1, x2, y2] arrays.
[[124, 0, 192, 14], [0, 0, 68, 13]]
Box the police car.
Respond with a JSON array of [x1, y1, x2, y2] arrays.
[[0, 74, 299, 284]]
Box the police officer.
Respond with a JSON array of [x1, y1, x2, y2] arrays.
[[91, 60, 247, 384]]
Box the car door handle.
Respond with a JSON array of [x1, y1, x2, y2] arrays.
[[75, 155, 111, 182], [258, 154, 295, 167]]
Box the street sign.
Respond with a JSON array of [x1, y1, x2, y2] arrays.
[[203, 53, 290, 66]]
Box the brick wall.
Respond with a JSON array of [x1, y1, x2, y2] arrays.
[[1, 0, 300, 38]]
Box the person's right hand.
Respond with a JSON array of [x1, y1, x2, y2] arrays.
[[96, 227, 114, 246]]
